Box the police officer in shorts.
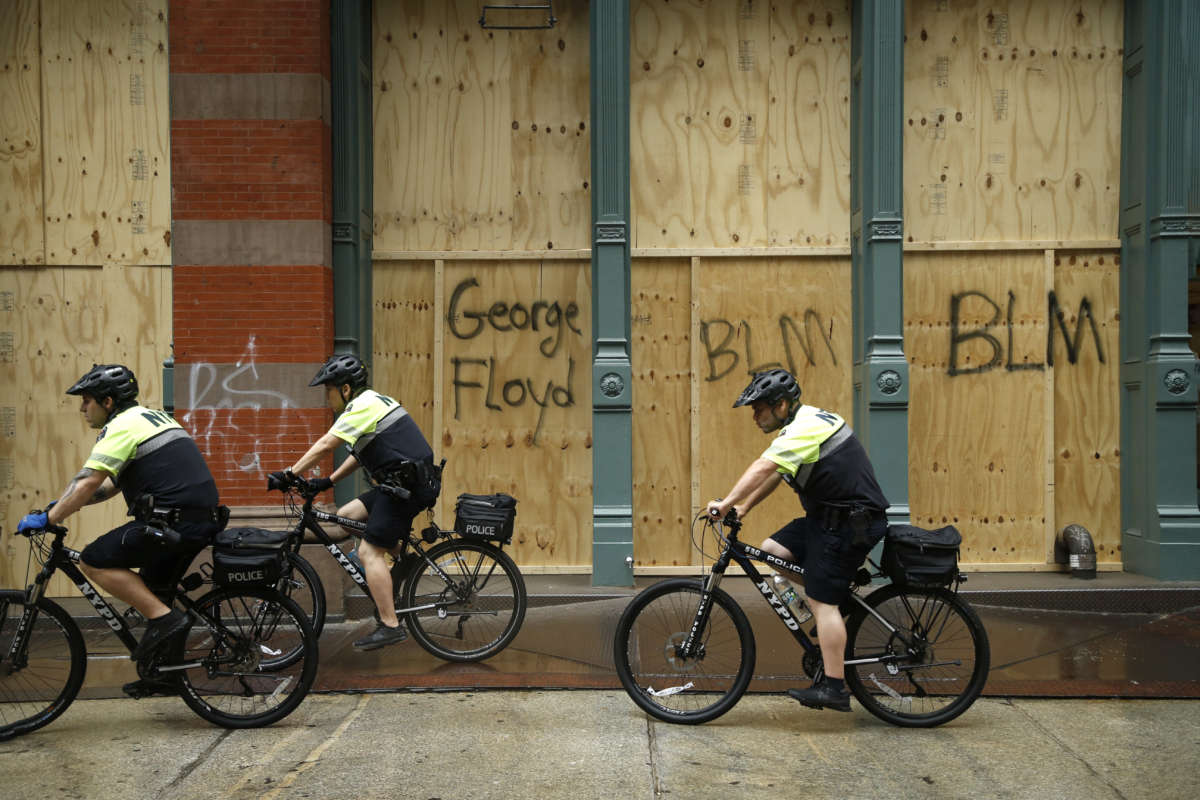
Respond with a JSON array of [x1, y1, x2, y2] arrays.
[[706, 369, 889, 712], [274, 354, 439, 651], [17, 365, 224, 694]]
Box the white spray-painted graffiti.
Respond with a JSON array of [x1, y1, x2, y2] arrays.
[[181, 336, 321, 476]]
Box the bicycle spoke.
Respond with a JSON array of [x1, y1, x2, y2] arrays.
[[614, 581, 755, 724], [175, 588, 315, 728], [844, 586, 989, 727], [0, 593, 86, 740], [403, 541, 526, 662]]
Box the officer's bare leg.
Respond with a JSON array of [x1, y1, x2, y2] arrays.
[[357, 539, 400, 627], [80, 562, 170, 619], [337, 498, 368, 533], [761, 538, 796, 561], [808, 598, 846, 680]]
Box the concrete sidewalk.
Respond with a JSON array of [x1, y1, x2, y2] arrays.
[[1, 693, 1197, 799]]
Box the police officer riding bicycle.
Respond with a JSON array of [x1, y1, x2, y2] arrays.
[[706, 368, 889, 712], [272, 354, 440, 651], [15, 364, 225, 694]]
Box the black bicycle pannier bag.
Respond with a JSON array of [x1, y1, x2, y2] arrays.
[[211, 527, 288, 587], [454, 493, 517, 545], [882, 524, 961, 587]]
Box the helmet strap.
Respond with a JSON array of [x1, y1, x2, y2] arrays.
[[99, 396, 121, 423], [763, 398, 796, 433]]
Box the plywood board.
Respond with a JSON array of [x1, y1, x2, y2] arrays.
[[373, 0, 591, 253], [372, 260, 437, 436], [906, 251, 1049, 563], [631, 258, 692, 567], [0, 264, 171, 594], [765, 0, 852, 247], [40, 0, 172, 266], [509, 0, 590, 251], [696, 256, 853, 549], [1051, 251, 1120, 563], [371, 259, 450, 522], [372, 259, 594, 567], [903, 0, 1122, 243], [0, 0, 44, 265], [630, 0, 771, 248]]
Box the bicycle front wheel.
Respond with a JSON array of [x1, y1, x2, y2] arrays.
[[174, 587, 317, 729], [613, 578, 755, 725], [401, 539, 526, 662], [269, 550, 325, 669], [0, 591, 87, 741], [844, 584, 990, 728]]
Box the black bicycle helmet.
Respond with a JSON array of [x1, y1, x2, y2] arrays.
[[309, 354, 369, 390], [733, 368, 801, 408], [66, 364, 139, 408]]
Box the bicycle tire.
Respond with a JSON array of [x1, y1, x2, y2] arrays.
[[0, 591, 87, 741], [173, 587, 317, 729], [268, 550, 325, 669], [613, 578, 756, 725], [843, 584, 990, 728], [401, 539, 526, 663]]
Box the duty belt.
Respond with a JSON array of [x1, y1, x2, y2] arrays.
[[818, 503, 886, 531], [132, 499, 229, 528]]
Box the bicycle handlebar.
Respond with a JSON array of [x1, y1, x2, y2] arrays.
[[267, 470, 322, 501]]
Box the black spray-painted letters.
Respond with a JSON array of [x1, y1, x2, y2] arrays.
[[701, 311, 837, 382], [948, 290, 1105, 376]]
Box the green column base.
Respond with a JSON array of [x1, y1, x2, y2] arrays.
[[593, 518, 634, 587], [1123, 513, 1200, 580]]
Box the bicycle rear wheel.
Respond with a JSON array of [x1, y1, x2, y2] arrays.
[[844, 584, 989, 728], [613, 578, 756, 725], [173, 587, 317, 729], [0, 591, 87, 741], [401, 539, 526, 662]]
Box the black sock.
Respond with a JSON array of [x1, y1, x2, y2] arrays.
[[824, 677, 845, 692]]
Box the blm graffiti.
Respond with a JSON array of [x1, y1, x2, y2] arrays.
[[948, 290, 1105, 376], [699, 311, 839, 382], [447, 277, 583, 444]]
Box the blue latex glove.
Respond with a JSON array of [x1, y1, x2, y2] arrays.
[[17, 511, 49, 534]]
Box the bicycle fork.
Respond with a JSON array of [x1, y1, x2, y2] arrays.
[[677, 567, 727, 660]]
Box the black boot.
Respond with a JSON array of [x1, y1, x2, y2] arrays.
[[131, 609, 189, 661], [353, 621, 408, 651], [788, 680, 851, 712]]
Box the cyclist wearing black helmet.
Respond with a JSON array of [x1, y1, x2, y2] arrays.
[[273, 353, 439, 651], [706, 368, 889, 712], [16, 364, 223, 692]]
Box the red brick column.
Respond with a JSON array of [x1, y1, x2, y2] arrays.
[[169, 0, 334, 506]]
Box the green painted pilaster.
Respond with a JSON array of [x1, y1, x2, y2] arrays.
[[1119, 0, 1200, 579], [590, 0, 634, 586], [850, 0, 908, 523], [331, 0, 373, 504]]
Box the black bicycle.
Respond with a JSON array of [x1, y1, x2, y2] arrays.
[[0, 520, 318, 740], [613, 510, 990, 727], [265, 472, 527, 663]]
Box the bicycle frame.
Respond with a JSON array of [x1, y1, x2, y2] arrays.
[[682, 516, 917, 668], [14, 537, 140, 656], [283, 493, 487, 616], [10, 532, 270, 676]]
